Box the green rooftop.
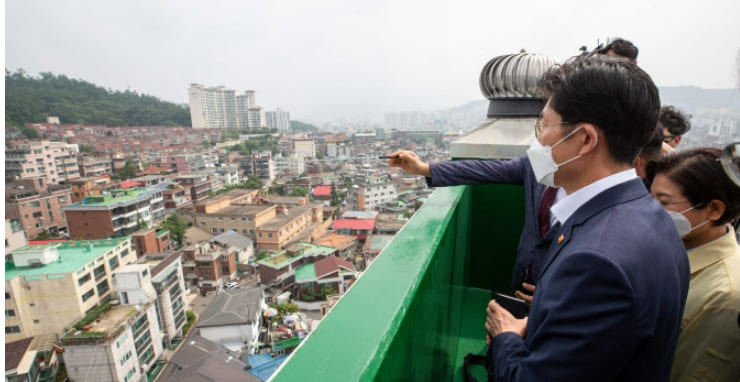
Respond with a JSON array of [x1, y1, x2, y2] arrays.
[[6, 238, 131, 280], [294, 263, 317, 282], [65, 188, 150, 208], [258, 242, 336, 269], [156, 229, 169, 238]]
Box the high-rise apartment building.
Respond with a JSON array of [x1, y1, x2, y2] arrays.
[[6, 141, 80, 184], [189, 84, 268, 130], [265, 108, 291, 131]]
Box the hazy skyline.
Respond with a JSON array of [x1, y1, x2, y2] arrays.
[[6, 0, 740, 124]]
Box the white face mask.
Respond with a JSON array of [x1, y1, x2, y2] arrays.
[[526, 126, 586, 187], [667, 205, 709, 238]]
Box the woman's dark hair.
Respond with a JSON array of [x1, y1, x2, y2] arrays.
[[647, 147, 740, 225], [540, 54, 660, 164]]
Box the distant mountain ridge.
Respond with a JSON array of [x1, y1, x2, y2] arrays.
[[440, 86, 740, 122]]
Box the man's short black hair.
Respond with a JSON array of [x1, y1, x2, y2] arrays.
[[639, 126, 664, 162], [540, 54, 660, 164], [659, 105, 692, 136], [598, 38, 639, 61]]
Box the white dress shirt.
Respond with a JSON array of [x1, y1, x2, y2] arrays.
[[550, 168, 638, 225]]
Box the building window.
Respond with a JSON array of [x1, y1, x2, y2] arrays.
[[5, 309, 16, 317], [33, 319, 40, 324], [33, 211, 43, 218], [81, 289, 95, 302], [268, 233, 273, 238], [5, 292, 10, 299], [78, 273, 92, 286], [5, 326, 21, 334], [30, 201, 40, 208], [212, 228, 218, 233], [109, 256, 120, 270]]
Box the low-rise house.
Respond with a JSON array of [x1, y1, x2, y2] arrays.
[[257, 242, 336, 289], [293, 256, 357, 301], [313, 233, 358, 258], [331, 218, 376, 241], [209, 230, 255, 265], [131, 228, 172, 257], [195, 287, 264, 354], [181, 242, 237, 292], [362, 235, 395, 266], [159, 335, 260, 382], [6, 180, 73, 240], [4, 335, 62, 382]]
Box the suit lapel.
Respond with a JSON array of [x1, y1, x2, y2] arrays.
[[536, 179, 649, 281]]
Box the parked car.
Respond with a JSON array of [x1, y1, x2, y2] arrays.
[[225, 282, 239, 290]]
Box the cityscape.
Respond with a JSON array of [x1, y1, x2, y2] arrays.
[[4, 2, 740, 381]]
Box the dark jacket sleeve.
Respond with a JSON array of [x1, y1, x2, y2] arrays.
[[489, 252, 638, 381], [426, 156, 528, 187]]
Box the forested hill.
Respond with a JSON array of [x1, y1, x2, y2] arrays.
[[5, 69, 191, 127]]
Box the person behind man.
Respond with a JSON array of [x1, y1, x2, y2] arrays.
[[647, 148, 740, 381], [483, 55, 688, 381], [660, 105, 692, 148], [596, 37, 639, 64]]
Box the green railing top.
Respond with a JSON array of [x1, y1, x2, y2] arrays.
[[271, 186, 466, 381]]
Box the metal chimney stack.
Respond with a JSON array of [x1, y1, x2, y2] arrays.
[[450, 52, 558, 159]]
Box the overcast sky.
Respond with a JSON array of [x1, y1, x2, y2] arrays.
[[6, 0, 740, 123]]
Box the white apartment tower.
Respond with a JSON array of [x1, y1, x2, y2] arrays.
[[266, 108, 291, 131], [189, 84, 268, 130]]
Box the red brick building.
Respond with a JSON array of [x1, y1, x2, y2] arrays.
[[181, 242, 237, 292]]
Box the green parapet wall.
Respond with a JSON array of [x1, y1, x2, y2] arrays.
[[271, 182, 526, 381]]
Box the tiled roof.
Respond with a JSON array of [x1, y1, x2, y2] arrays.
[[313, 234, 356, 251], [332, 219, 376, 230], [5, 337, 33, 371], [314, 256, 355, 278], [312, 185, 331, 197], [196, 287, 263, 327]]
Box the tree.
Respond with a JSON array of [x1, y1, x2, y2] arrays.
[[290, 186, 308, 197], [269, 184, 285, 196], [78, 143, 95, 153], [117, 160, 138, 180], [330, 184, 339, 206], [243, 175, 264, 189], [162, 213, 188, 249], [18, 125, 40, 139]]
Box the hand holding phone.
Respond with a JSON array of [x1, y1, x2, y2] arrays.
[[494, 292, 529, 319]]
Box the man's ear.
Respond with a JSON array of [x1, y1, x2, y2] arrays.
[[674, 135, 682, 146], [634, 156, 647, 179], [579, 124, 600, 156]]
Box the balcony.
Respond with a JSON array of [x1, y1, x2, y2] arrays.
[[272, 183, 524, 381]]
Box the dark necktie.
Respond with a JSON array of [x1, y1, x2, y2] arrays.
[[538, 186, 558, 238]]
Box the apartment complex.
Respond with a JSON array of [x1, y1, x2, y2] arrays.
[[60, 251, 189, 382], [4, 238, 136, 342], [189, 190, 324, 250], [6, 180, 73, 239], [77, 155, 113, 178], [188, 84, 265, 130], [5, 140, 80, 184], [62, 187, 166, 240]]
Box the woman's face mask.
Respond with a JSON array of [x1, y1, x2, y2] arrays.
[[666, 205, 709, 238]]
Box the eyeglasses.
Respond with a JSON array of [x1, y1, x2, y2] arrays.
[[533, 119, 576, 139], [663, 134, 677, 143]]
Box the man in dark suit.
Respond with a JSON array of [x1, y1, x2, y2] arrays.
[[480, 55, 689, 380]]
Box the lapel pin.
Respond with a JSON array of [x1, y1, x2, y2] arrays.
[[558, 234, 564, 244]]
